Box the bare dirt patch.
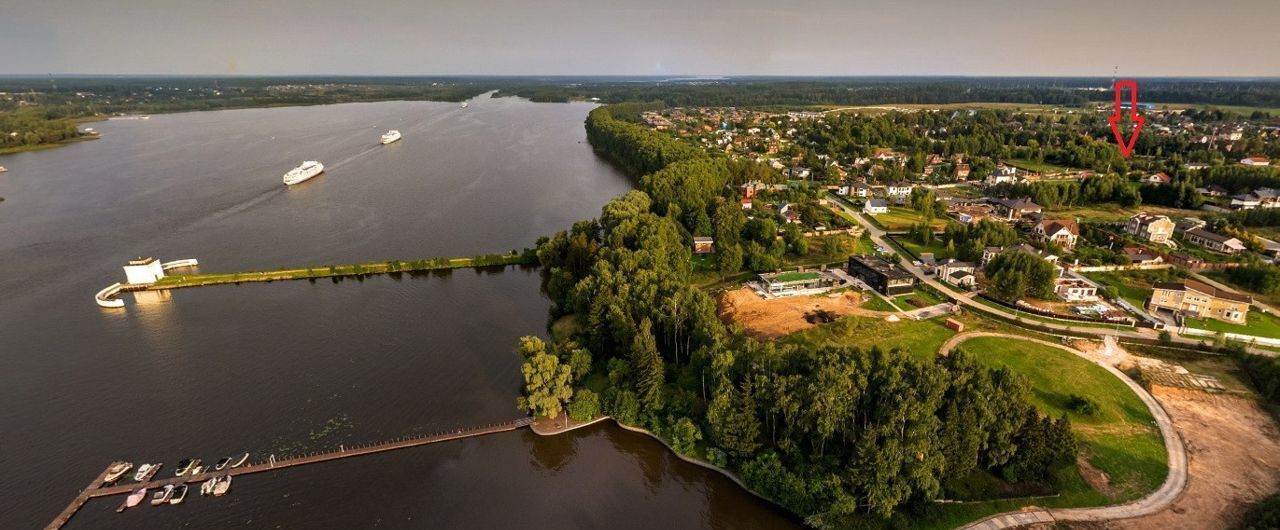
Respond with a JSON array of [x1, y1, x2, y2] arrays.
[[1102, 386, 1280, 530], [1077, 456, 1117, 499], [718, 287, 886, 339]]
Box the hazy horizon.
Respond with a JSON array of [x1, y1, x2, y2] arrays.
[[4, 0, 1279, 77]]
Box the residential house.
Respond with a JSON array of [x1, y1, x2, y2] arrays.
[[1231, 188, 1280, 210], [847, 255, 916, 296], [936, 260, 977, 289], [740, 198, 753, 210], [1183, 228, 1247, 254], [740, 180, 766, 198], [954, 163, 971, 180], [1034, 219, 1080, 251], [1143, 172, 1172, 185], [886, 181, 914, 203], [864, 198, 889, 215], [1125, 213, 1176, 243], [1241, 156, 1272, 167], [1054, 278, 1098, 302], [990, 197, 1043, 221], [837, 181, 872, 198], [759, 270, 840, 297], [1120, 246, 1164, 265], [985, 165, 1020, 185], [1148, 280, 1251, 324], [693, 237, 715, 254], [1195, 185, 1227, 197]]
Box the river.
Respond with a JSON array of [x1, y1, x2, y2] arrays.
[[0, 95, 799, 529]]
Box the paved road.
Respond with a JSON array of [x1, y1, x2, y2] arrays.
[[831, 201, 1274, 354], [944, 333, 1188, 529]]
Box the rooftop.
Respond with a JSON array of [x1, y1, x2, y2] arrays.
[[1153, 280, 1252, 304]]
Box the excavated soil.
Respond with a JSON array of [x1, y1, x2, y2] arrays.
[[717, 287, 888, 339]]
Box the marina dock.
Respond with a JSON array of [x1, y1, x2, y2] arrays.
[[46, 417, 533, 530]]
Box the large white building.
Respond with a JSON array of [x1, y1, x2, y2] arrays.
[[123, 257, 166, 285]]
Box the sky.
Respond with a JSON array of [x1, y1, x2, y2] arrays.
[[3, 0, 1279, 77]]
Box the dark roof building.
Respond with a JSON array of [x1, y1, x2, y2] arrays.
[[847, 254, 916, 296]]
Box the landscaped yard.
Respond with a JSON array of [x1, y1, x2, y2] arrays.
[[955, 337, 1169, 502], [860, 295, 900, 312], [1084, 268, 1188, 309], [1184, 310, 1280, 340], [869, 206, 949, 231], [895, 286, 945, 308], [896, 237, 953, 260], [780, 314, 958, 361], [1006, 158, 1076, 174]]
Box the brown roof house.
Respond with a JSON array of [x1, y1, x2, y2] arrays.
[[1148, 280, 1251, 324], [1034, 219, 1080, 251]]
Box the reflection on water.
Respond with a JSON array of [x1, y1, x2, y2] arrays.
[[0, 97, 800, 529]]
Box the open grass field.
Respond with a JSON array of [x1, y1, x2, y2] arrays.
[[956, 337, 1168, 502], [1043, 205, 1203, 224], [896, 237, 953, 260], [860, 295, 900, 312], [780, 313, 959, 360], [870, 206, 949, 231], [1006, 158, 1076, 174], [1084, 269, 1187, 310], [1185, 309, 1280, 340]]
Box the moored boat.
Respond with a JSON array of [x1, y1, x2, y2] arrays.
[[174, 459, 193, 476], [133, 463, 160, 482], [213, 457, 231, 471], [151, 484, 175, 506], [229, 452, 250, 468], [169, 484, 188, 505], [461, 101, 468, 108], [212, 475, 232, 496], [120, 488, 147, 512], [201, 477, 216, 496], [0, 166, 7, 173], [282, 160, 324, 186], [104, 463, 132, 484], [380, 130, 401, 145]]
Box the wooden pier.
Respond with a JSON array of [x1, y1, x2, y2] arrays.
[[46, 417, 533, 530]]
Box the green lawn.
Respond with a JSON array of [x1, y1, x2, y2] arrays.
[[871, 206, 949, 231], [773, 271, 823, 283], [897, 237, 953, 260], [1184, 310, 1280, 340], [780, 314, 958, 361], [1084, 269, 1188, 310], [1006, 158, 1075, 174], [860, 295, 900, 312], [956, 337, 1168, 502], [896, 286, 945, 309]]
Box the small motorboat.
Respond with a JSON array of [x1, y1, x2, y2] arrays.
[[201, 477, 217, 496], [190, 465, 206, 476], [0, 166, 7, 173], [133, 463, 159, 482], [151, 484, 175, 506], [228, 452, 250, 468], [104, 463, 132, 484], [169, 484, 188, 505], [118, 488, 146, 512], [212, 475, 232, 497], [213, 457, 231, 471], [174, 459, 193, 476]]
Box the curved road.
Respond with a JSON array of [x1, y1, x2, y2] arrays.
[[941, 332, 1188, 529]]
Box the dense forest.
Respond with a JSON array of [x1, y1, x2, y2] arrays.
[[0, 107, 81, 150], [517, 104, 1079, 526]]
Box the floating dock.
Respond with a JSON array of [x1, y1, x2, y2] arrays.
[[46, 418, 532, 529]]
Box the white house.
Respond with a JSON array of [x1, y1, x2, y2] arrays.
[[985, 165, 1020, 185], [886, 181, 914, 203], [864, 198, 889, 215], [1143, 172, 1172, 185], [1241, 156, 1271, 167], [123, 257, 166, 285], [1054, 278, 1098, 302]]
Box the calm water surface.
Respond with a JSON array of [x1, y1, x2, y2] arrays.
[[0, 96, 799, 529]]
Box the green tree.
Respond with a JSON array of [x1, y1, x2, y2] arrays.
[[668, 416, 702, 455], [718, 243, 744, 278], [567, 389, 601, 422], [516, 337, 574, 419], [631, 318, 665, 412], [568, 347, 592, 382], [706, 378, 762, 457]]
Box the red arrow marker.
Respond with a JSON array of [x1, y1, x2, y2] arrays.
[[1109, 79, 1144, 158]]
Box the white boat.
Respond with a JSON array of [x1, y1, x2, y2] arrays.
[[119, 488, 146, 512], [228, 452, 250, 468], [103, 463, 132, 484], [212, 475, 232, 496], [133, 463, 160, 482], [201, 477, 216, 496], [169, 484, 188, 505], [461, 101, 469, 108], [151, 484, 175, 506], [0, 166, 7, 173], [282, 161, 324, 186], [380, 130, 401, 145]]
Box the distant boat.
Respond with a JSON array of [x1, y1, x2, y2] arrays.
[[0, 166, 7, 173], [228, 452, 250, 468], [174, 459, 193, 476], [213, 457, 231, 471], [461, 101, 469, 108], [380, 130, 402, 145], [283, 160, 324, 186], [169, 484, 188, 505], [103, 463, 132, 484]]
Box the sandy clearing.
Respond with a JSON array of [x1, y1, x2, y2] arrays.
[[717, 287, 889, 339], [1100, 386, 1280, 530]]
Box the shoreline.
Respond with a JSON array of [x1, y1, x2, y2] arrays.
[[147, 253, 535, 290]]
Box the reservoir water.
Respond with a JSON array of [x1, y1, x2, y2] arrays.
[[0, 95, 799, 528]]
